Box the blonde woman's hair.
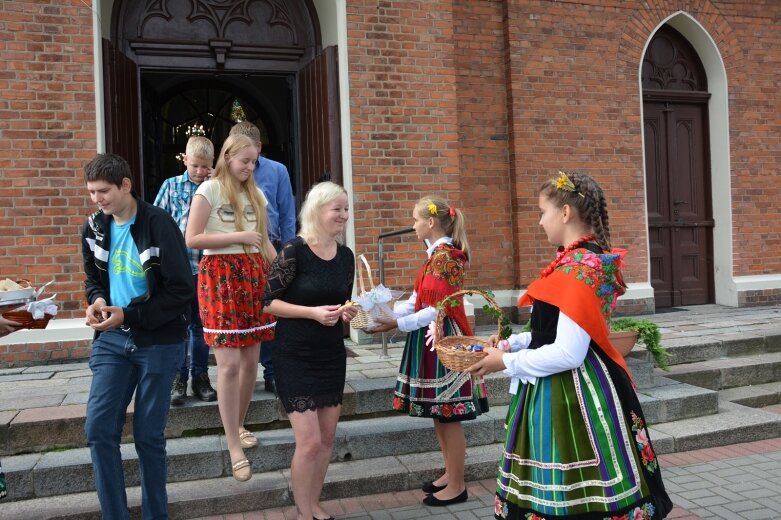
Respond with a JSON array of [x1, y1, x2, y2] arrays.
[[415, 196, 470, 259], [299, 181, 348, 245], [212, 134, 272, 264], [185, 136, 214, 160], [229, 121, 261, 145]]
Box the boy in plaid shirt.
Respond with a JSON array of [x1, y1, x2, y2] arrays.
[[154, 136, 217, 404]]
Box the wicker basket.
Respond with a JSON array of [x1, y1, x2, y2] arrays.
[[433, 289, 502, 372], [2, 309, 54, 330], [350, 254, 396, 330]]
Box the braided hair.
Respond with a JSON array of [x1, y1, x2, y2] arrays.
[[540, 171, 612, 251]]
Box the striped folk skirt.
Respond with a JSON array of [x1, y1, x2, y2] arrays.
[[0, 459, 6, 499], [494, 348, 672, 519], [198, 253, 275, 348], [393, 317, 488, 422]]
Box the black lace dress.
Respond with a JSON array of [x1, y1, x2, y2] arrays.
[[262, 237, 355, 413]]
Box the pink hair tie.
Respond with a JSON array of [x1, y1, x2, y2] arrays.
[[449, 207, 456, 217]]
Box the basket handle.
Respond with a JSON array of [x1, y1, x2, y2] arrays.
[[434, 289, 503, 339], [356, 254, 375, 294]]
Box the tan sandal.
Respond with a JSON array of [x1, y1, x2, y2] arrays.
[[231, 458, 252, 481], [239, 429, 257, 448]]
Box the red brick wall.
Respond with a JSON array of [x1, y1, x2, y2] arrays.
[[0, 1, 96, 320], [502, 0, 781, 286], [503, 1, 652, 286], [3, 0, 781, 367], [347, 0, 515, 293], [454, 0, 515, 289], [347, 0, 461, 290], [715, 1, 781, 276], [347, 0, 781, 303], [612, 0, 781, 279]]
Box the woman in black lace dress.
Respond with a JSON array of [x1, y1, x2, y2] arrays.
[[263, 182, 358, 520]]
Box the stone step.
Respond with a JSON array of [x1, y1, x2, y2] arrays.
[[657, 351, 781, 390], [625, 356, 655, 388], [636, 377, 718, 423], [719, 381, 781, 408], [0, 356, 659, 457], [0, 374, 508, 457], [651, 327, 781, 366], [0, 377, 716, 502], [649, 400, 781, 453], [3, 399, 779, 519], [0, 408, 506, 504], [0, 444, 505, 520]]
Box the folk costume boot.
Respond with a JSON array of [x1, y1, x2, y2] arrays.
[[191, 373, 217, 402], [170, 374, 187, 406]]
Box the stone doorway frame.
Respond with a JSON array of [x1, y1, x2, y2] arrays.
[[88, 0, 357, 248], [639, 12, 736, 306]]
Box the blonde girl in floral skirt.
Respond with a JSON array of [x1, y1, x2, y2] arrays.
[[186, 133, 276, 482]]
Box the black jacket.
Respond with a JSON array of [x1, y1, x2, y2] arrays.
[[81, 196, 195, 347]]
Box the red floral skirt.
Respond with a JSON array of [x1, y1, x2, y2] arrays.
[[198, 253, 275, 348]]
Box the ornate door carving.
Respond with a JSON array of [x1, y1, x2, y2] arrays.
[[112, 0, 319, 71], [643, 25, 714, 306]]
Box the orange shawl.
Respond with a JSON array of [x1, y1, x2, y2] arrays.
[[518, 247, 631, 380]]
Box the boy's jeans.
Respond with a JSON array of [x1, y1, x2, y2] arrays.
[[180, 275, 209, 380], [85, 329, 183, 520]]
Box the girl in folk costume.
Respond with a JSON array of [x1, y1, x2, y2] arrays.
[[469, 172, 672, 520], [373, 196, 488, 507], [185, 134, 277, 482]]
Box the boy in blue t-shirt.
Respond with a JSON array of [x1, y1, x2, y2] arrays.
[[81, 153, 194, 519], [154, 136, 217, 404]]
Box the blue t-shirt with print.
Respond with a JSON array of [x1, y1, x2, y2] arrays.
[[108, 216, 148, 307]]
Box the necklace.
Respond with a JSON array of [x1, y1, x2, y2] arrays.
[[540, 234, 595, 277]]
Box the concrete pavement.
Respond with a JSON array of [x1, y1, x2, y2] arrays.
[[193, 429, 781, 520]]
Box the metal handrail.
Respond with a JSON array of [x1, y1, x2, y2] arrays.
[[377, 227, 415, 358]]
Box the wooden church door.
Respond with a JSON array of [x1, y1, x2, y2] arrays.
[[642, 25, 714, 307], [104, 0, 338, 204]]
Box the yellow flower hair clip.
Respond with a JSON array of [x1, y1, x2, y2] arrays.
[[554, 171, 576, 191], [553, 171, 585, 198], [427, 202, 438, 216]]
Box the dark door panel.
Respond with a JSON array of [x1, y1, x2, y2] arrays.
[[102, 39, 142, 196], [643, 24, 713, 307], [644, 99, 713, 306], [297, 46, 342, 200]]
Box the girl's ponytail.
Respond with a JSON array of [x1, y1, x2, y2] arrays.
[[449, 208, 470, 259], [416, 196, 470, 259]]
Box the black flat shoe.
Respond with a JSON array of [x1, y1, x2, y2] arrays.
[[422, 489, 468, 507], [314, 517, 334, 520], [421, 480, 447, 494]]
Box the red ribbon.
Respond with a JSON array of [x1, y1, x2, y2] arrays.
[[449, 207, 456, 217]]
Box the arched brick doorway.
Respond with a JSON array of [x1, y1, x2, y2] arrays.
[[642, 24, 714, 307], [105, 0, 341, 203]]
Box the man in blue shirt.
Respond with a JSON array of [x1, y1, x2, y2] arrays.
[[229, 122, 296, 394]]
